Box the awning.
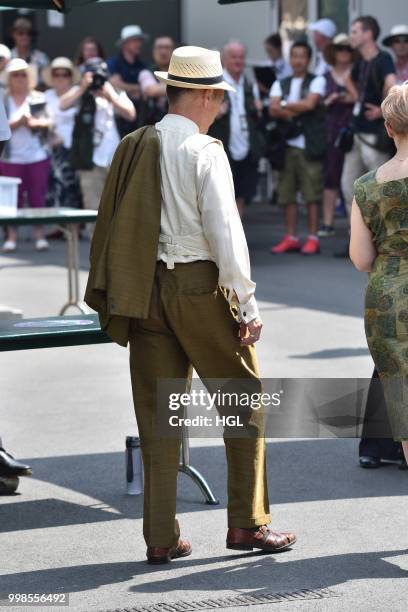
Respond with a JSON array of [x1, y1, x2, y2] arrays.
[[0, 0, 145, 13], [218, 1, 268, 4]]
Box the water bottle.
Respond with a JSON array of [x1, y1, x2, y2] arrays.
[[125, 436, 143, 495]]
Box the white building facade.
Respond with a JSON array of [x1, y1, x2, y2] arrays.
[[182, 0, 408, 63]]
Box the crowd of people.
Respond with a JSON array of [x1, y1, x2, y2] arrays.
[[0, 14, 408, 258], [1, 15, 407, 524], [0, 17, 175, 252], [266, 16, 407, 256]]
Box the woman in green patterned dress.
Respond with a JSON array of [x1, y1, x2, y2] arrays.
[[350, 82, 408, 462]]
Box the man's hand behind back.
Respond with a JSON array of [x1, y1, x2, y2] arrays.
[[239, 318, 263, 346]]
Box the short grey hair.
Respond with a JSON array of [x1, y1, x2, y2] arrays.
[[222, 40, 247, 59]]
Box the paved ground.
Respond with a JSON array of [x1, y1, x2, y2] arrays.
[[0, 203, 407, 612]]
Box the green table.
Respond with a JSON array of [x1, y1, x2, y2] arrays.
[[0, 314, 110, 351], [0, 208, 98, 315], [0, 314, 219, 504]]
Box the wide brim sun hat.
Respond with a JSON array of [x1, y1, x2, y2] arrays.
[[383, 24, 408, 47], [324, 33, 359, 66], [5, 58, 38, 90], [42, 56, 81, 88], [154, 45, 236, 92]]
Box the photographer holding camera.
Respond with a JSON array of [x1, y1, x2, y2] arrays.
[[59, 57, 136, 236]]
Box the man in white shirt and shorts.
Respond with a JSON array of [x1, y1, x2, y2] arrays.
[[269, 41, 327, 255]]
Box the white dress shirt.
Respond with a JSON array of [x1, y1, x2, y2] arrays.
[[223, 70, 250, 161], [155, 113, 259, 324]]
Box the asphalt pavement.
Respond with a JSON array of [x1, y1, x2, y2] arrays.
[[0, 203, 407, 612]]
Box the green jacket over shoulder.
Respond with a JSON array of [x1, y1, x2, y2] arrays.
[[84, 125, 162, 347]]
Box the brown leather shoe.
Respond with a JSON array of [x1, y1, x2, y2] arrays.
[[226, 526, 297, 553], [146, 538, 192, 564]]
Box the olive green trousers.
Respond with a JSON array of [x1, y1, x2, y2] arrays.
[[129, 260, 271, 548]]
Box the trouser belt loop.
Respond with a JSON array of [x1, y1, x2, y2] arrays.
[[160, 235, 176, 270], [166, 255, 175, 270]]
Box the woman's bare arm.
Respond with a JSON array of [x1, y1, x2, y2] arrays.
[[350, 198, 377, 272]]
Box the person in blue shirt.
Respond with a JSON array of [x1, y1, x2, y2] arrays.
[[108, 25, 164, 131]]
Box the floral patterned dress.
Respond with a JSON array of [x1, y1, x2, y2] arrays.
[[354, 170, 408, 441]]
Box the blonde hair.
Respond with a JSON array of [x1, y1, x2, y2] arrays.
[[381, 82, 408, 135]]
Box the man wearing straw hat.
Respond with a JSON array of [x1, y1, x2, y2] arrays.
[[85, 46, 296, 564]]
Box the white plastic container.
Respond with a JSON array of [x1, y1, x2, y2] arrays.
[[0, 176, 22, 216]]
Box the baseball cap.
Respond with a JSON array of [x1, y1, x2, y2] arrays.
[[309, 18, 337, 40]]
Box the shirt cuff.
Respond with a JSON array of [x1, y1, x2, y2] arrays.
[[237, 296, 260, 324]]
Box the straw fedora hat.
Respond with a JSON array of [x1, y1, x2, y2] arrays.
[[324, 33, 358, 66], [42, 57, 81, 88], [4, 58, 38, 90], [383, 25, 408, 47], [155, 46, 236, 92]]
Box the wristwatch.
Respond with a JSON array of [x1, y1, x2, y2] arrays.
[[280, 99, 288, 108]]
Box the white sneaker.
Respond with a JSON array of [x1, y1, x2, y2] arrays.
[[1, 240, 17, 253], [35, 239, 49, 252]]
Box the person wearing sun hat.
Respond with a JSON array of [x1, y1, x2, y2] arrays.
[[317, 34, 356, 238], [0, 58, 53, 253], [42, 58, 83, 215], [85, 45, 297, 565], [107, 25, 163, 133], [383, 25, 408, 84]]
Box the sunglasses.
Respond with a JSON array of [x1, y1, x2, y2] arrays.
[[15, 31, 31, 37], [393, 37, 408, 44], [52, 71, 71, 78]]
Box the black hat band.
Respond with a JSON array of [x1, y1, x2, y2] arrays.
[[167, 73, 224, 85]]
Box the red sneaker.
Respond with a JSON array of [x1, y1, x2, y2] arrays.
[[271, 235, 302, 254], [301, 237, 320, 255]]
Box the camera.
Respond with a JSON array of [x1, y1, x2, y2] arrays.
[[81, 57, 109, 92], [28, 93, 47, 117]]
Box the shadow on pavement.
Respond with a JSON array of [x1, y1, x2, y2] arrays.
[[0, 498, 123, 533], [129, 548, 408, 595], [1, 440, 405, 533], [0, 548, 406, 597], [290, 348, 370, 359]]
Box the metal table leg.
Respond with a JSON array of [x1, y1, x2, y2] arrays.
[[179, 424, 219, 505], [178, 371, 219, 505], [58, 224, 91, 316]]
